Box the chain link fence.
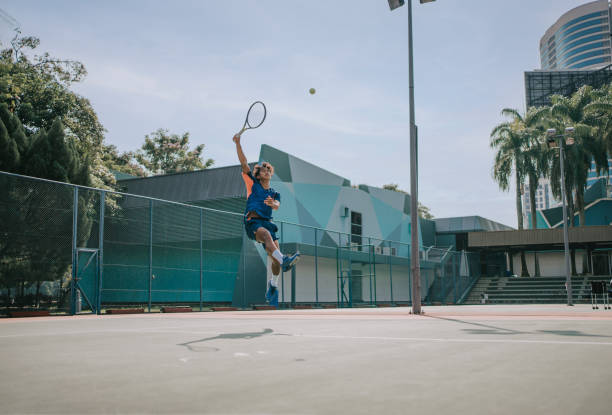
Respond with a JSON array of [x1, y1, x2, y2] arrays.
[[0, 171, 486, 314]]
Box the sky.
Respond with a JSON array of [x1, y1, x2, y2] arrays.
[[0, 0, 598, 228]]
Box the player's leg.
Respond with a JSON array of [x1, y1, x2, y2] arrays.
[[255, 227, 281, 261], [271, 240, 281, 276], [253, 228, 281, 304], [254, 226, 299, 272], [267, 240, 283, 305]]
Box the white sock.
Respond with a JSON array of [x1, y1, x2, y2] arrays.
[[272, 249, 284, 264]]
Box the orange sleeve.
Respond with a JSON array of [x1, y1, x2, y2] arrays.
[[242, 172, 254, 199]]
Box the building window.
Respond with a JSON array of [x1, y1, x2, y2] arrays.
[[351, 211, 362, 248]]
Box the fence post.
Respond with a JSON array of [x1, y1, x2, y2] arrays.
[[280, 221, 284, 306], [199, 209, 203, 312], [314, 227, 319, 307], [291, 266, 296, 308], [372, 239, 376, 305], [368, 237, 372, 305], [70, 187, 78, 315], [408, 243, 412, 305], [97, 191, 105, 314], [453, 252, 458, 303], [336, 236, 342, 307], [148, 200, 153, 312], [389, 241, 394, 305]]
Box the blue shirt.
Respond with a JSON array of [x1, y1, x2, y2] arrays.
[[242, 171, 280, 219]]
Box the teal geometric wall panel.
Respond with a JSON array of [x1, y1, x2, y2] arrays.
[[370, 194, 405, 240], [288, 151, 347, 186], [295, 198, 322, 244], [365, 185, 405, 211], [293, 183, 341, 229], [267, 179, 299, 224], [261, 145, 292, 182]]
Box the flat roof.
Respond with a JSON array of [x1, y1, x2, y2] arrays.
[[468, 225, 612, 250]]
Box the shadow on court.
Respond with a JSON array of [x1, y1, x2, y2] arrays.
[[2, 306, 612, 414], [426, 315, 612, 338], [178, 328, 274, 352]]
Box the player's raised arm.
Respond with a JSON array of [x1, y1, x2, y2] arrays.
[[233, 134, 250, 174]]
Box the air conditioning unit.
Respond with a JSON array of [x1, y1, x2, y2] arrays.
[[374, 247, 396, 256]]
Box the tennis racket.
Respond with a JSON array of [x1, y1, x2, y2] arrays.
[[235, 101, 266, 138]]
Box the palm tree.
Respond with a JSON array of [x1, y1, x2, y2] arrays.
[[547, 86, 608, 225], [585, 83, 612, 168], [522, 110, 552, 277], [490, 110, 530, 277], [539, 85, 609, 274]]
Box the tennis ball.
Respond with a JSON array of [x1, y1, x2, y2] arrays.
[[309, 88, 316, 95]]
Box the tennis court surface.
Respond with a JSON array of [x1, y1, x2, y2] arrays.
[[2, 305, 612, 414]]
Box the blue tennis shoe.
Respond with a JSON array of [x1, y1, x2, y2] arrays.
[[265, 280, 279, 306], [281, 252, 300, 273]]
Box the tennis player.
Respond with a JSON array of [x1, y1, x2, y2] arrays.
[[233, 134, 299, 304]]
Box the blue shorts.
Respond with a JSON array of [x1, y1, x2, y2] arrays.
[[244, 217, 278, 245]]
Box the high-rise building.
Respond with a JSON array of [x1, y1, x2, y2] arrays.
[[522, 179, 560, 227], [540, 0, 611, 70], [523, 1, 612, 228]]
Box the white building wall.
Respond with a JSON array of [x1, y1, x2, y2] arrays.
[[268, 256, 413, 303], [512, 251, 586, 276]]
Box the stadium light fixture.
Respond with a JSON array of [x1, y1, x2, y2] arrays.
[[388, 0, 435, 10]]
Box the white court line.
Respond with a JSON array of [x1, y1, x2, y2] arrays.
[[0, 327, 222, 339], [291, 334, 612, 346], [3, 329, 612, 347]]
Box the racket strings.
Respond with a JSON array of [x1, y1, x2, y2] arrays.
[[246, 102, 266, 129]]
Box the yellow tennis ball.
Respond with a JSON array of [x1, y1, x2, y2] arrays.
[[309, 88, 316, 95]]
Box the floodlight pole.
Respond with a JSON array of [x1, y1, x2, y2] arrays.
[[558, 138, 573, 306], [547, 128, 574, 306], [406, 0, 422, 314], [389, 0, 435, 314]]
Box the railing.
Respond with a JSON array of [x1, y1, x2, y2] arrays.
[[0, 171, 485, 314]]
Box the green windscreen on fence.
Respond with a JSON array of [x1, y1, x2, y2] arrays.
[[0, 171, 491, 313]]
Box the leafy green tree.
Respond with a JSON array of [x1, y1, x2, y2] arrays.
[[102, 144, 146, 178], [0, 103, 28, 172], [0, 114, 19, 171], [23, 118, 89, 185], [0, 31, 112, 188], [382, 183, 434, 219], [135, 128, 213, 175], [0, 111, 91, 308]]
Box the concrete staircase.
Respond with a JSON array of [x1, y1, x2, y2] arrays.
[[463, 275, 610, 304]]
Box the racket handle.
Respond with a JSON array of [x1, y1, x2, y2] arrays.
[[236, 127, 246, 138]]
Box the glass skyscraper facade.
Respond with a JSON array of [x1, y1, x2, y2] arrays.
[[523, 1, 612, 228], [540, 0, 611, 70]]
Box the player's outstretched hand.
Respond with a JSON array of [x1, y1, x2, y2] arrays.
[[233, 134, 241, 144], [264, 196, 279, 209]]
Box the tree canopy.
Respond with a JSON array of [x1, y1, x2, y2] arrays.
[[0, 31, 111, 188], [135, 128, 214, 176]]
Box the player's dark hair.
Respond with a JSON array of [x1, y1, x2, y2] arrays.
[[253, 162, 274, 179]]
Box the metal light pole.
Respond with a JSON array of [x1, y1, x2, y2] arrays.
[[547, 127, 575, 306], [388, 0, 435, 314]]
